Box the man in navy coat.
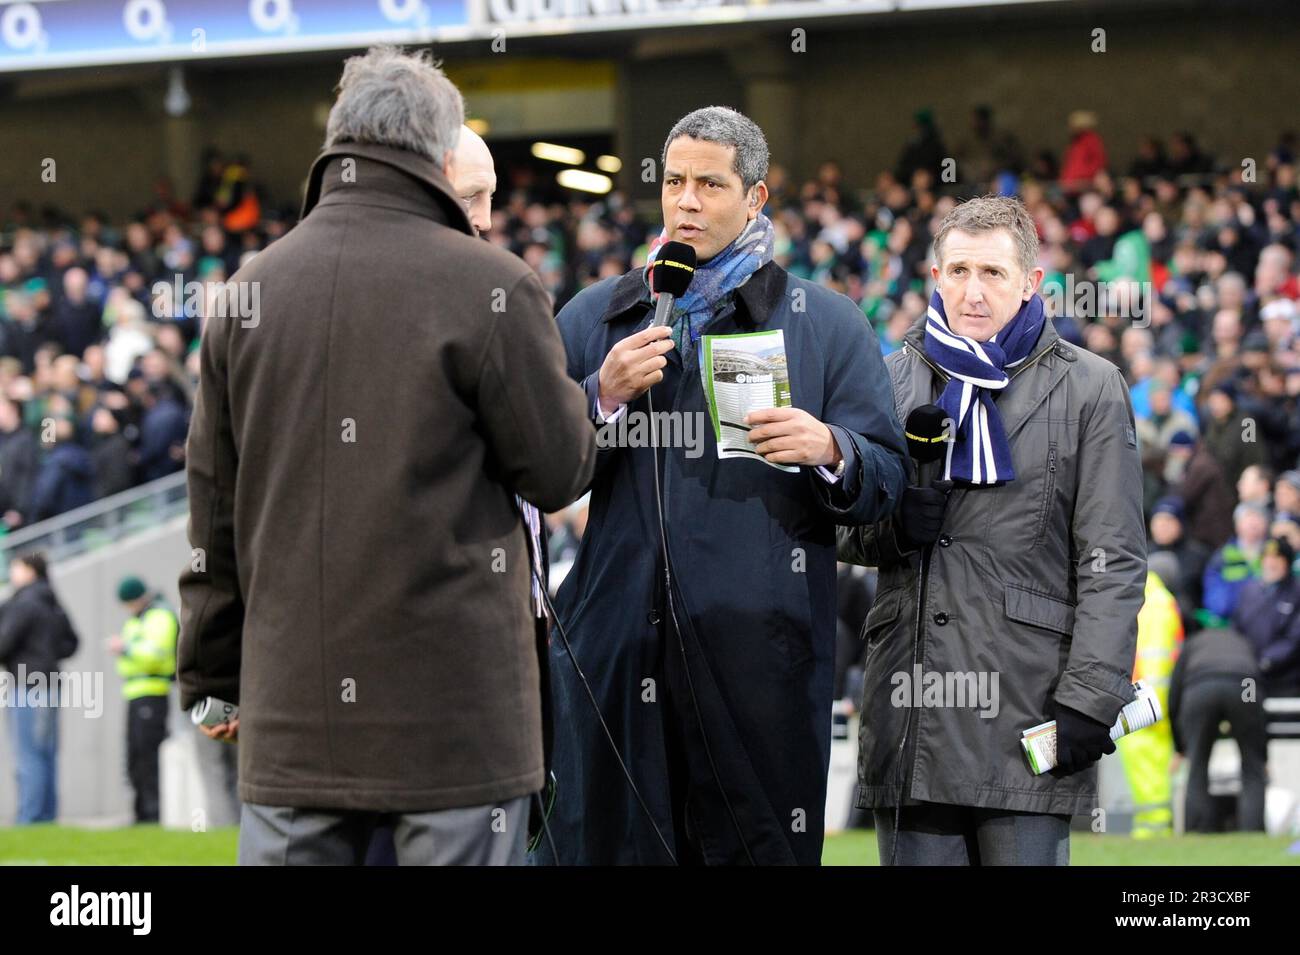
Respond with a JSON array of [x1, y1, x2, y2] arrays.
[[535, 107, 907, 865]]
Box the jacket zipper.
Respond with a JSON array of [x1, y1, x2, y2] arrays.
[[1030, 445, 1058, 549]]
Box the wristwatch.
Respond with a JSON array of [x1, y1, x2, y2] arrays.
[[833, 455, 847, 479]]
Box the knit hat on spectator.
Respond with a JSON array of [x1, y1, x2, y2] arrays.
[[1152, 497, 1185, 520], [1242, 331, 1271, 354], [1280, 470, 1300, 493], [1210, 381, 1238, 401], [117, 576, 147, 602], [1169, 430, 1197, 448], [1263, 536, 1296, 564]]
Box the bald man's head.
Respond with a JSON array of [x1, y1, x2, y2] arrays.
[[452, 125, 496, 236]]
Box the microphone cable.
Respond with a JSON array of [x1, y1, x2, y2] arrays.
[[646, 379, 757, 865], [529, 498, 680, 865]]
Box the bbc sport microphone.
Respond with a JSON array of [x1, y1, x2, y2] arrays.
[[649, 241, 697, 327], [904, 403, 952, 491]]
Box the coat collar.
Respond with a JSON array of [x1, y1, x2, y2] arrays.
[[600, 258, 789, 326], [299, 141, 473, 235]]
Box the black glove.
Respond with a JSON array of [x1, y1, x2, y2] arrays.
[[1051, 702, 1116, 776], [895, 481, 952, 550]]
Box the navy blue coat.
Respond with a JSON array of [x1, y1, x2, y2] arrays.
[[538, 261, 907, 864]]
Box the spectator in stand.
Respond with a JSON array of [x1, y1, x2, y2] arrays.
[[1168, 430, 1235, 549], [1148, 497, 1210, 628], [1232, 536, 1300, 697], [1236, 464, 1274, 510], [135, 380, 188, 483], [0, 395, 39, 530], [103, 292, 154, 384], [1060, 111, 1107, 194], [89, 404, 135, 499], [51, 267, 102, 359], [1201, 501, 1270, 628], [1200, 382, 1268, 488], [28, 417, 95, 522]]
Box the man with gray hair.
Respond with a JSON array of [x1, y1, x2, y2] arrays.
[[839, 195, 1146, 864], [536, 106, 907, 864], [178, 47, 596, 865]]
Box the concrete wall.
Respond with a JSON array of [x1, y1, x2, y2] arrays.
[[0, 516, 189, 826]]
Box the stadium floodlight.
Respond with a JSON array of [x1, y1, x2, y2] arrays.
[[164, 66, 191, 118], [531, 142, 586, 165], [596, 155, 622, 173], [556, 169, 612, 194]]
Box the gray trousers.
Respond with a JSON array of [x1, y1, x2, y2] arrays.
[[874, 802, 1071, 866], [238, 795, 531, 866]]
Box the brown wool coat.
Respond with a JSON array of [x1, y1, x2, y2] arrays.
[[178, 141, 596, 811]]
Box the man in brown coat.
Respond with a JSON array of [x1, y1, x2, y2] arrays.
[[177, 47, 597, 865]]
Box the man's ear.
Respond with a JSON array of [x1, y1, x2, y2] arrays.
[[1023, 266, 1045, 301], [441, 149, 457, 185], [747, 181, 769, 221]]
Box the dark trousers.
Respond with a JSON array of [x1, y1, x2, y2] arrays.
[[1177, 676, 1268, 832], [239, 798, 530, 865], [874, 801, 1071, 866], [127, 696, 169, 823]]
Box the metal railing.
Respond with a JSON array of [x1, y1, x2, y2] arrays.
[[0, 471, 188, 578]]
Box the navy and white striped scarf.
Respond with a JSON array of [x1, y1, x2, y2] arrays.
[[923, 290, 1046, 485]]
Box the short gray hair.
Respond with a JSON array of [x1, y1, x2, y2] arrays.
[[661, 106, 769, 190], [933, 195, 1039, 276], [325, 46, 463, 164]]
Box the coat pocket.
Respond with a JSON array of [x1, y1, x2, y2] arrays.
[[1003, 583, 1075, 637], [861, 585, 907, 654]]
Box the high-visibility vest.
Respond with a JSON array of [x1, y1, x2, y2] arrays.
[[1117, 572, 1183, 837], [116, 599, 179, 700]]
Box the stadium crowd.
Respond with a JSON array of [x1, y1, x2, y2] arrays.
[[3, 113, 1300, 831]]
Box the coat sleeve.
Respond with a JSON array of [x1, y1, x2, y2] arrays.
[[475, 271, 597, 514], [835, 519, 914, 570], [177, 314, 245, 711], [805, 298, 908, 525], [1054, 366, 1146, 725]]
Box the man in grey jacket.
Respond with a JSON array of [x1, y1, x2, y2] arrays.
[[839, 195, 1145, 865]]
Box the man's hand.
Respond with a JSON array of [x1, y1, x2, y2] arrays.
[[597, 325, 675, 414], [199, 717, 239, 743], [1050, 703, 1115, 776], [896, 483, 952, 549], [744, 407, 840, 467]]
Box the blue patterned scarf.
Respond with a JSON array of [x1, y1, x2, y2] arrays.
[[643, 214, 775, 360], [923, 290, 1046, 485]]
